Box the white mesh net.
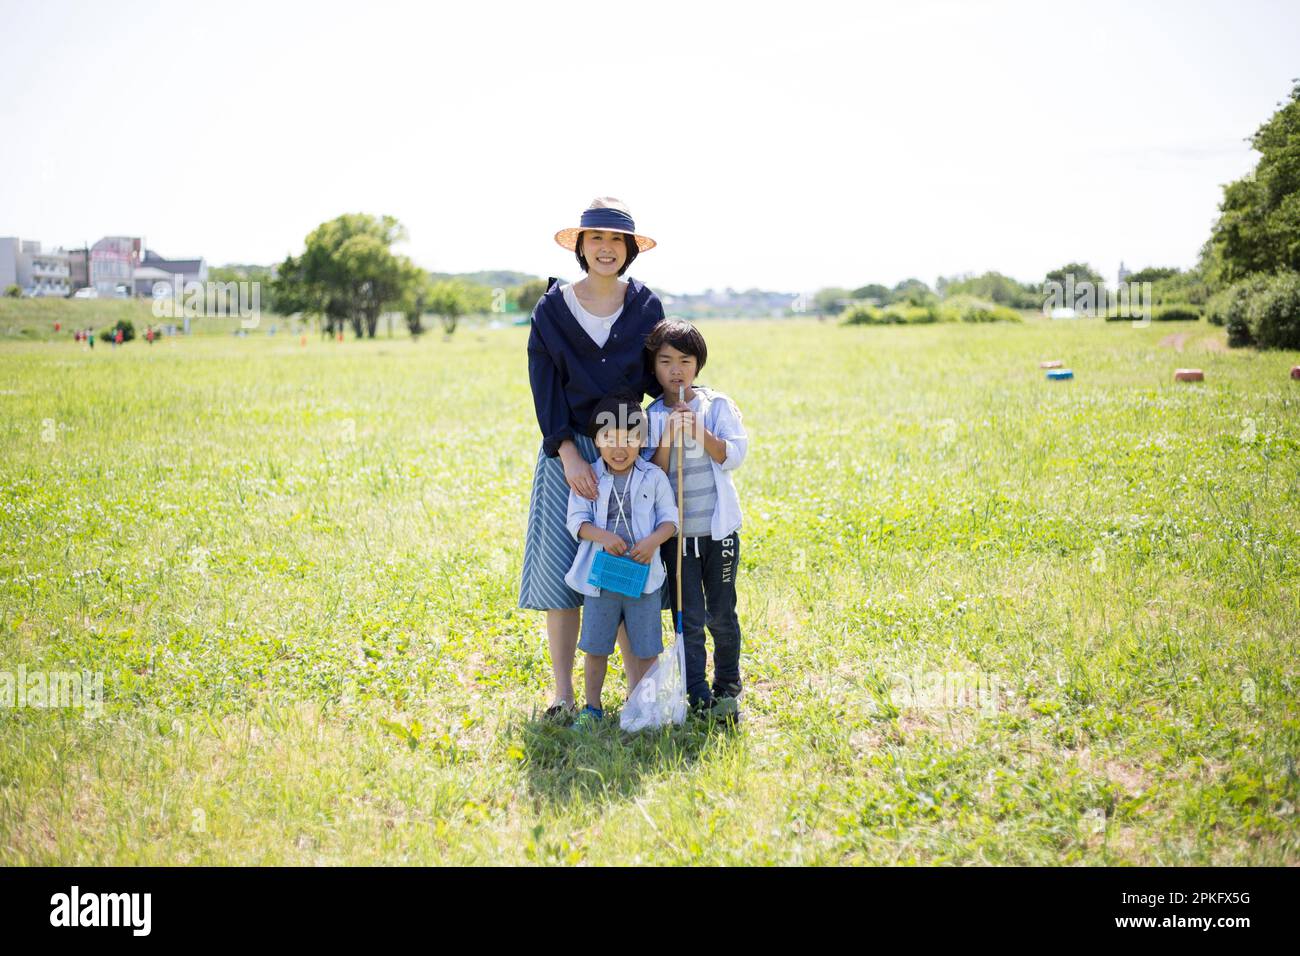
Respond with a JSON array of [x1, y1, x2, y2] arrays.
[[619, 638, 687, 731]]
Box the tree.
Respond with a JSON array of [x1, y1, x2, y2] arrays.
[[209, 264, 278, 313], [460, 282, 494, 317], [937, 271, 1039, 308], [514, 278, 549, 316], [1150, 267, 1212, 305], [851, 283, 890, 303], [427, 280, 470, 334], [1126, 266, 1179, 285], [1044, 262, 1105, 289], [272, 213, 422, 339], [1207, 80, 1300, 284], [813, 287, 852, 314], [399, 270, 434, 338], [892, 278, 935, 307]]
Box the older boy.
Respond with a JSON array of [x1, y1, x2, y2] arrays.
[[642, 319, 748, 722]]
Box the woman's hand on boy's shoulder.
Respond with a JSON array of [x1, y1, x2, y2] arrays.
[[561, 448, 599, 500]]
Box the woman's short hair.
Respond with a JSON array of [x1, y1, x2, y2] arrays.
[[574, 230, 639, 277], [644, 318, 707, 374]]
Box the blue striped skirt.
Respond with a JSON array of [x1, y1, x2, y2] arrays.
[[517, 433, 599, 610]]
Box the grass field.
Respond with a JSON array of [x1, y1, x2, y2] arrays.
[[0, 297, 326, 341], [1, 313, 1297, 865]]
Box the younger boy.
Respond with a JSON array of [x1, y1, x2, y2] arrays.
[[565, 393, 679, 729], [642, 319, 749, 722]]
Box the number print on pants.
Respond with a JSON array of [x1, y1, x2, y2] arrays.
[[720, 536, 735, 584]]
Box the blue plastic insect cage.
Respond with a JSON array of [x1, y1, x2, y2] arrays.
[[588, 550, 651, 597]]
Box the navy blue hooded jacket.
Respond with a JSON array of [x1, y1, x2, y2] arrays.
[[527, 276, 666, 458]]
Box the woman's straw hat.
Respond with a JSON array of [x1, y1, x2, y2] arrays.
[[554, 197, 656, 253]]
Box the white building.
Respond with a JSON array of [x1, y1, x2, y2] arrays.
[[0, 238, 72, 297], [0, 235, 208, 298]]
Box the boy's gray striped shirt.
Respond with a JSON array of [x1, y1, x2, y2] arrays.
[[667, 437, 718, 537]]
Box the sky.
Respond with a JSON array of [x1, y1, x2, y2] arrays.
[[1, 0, 1296, 296]]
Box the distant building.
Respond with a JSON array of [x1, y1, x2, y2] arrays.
[[29, 244, 70, 296], [1, 236, 205, 298], [0, 238, 72, 296], [0, 238, 16, 291], [135, 248, 207, 296], [66, 247, 89, 292], [90, 236, 142, 296], [1117, 261, 1131, 285], [132, 265, 176, 297]]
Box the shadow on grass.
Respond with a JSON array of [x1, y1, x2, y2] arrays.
[[510, 704, 738, 808]]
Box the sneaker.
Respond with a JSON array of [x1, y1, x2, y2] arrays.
[[688, 694, 716, 720], [707, 695, 740, 724], [712, 682, 743, 702], [571, 704, 604, 732]]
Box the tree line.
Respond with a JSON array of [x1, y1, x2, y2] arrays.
[[268, 80, 1299, 348], [269, 214, 545, 339], [816, 79, 1300, 348]]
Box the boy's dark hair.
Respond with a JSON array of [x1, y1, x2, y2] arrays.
[[574, 230, 638, 277], [644, 318, 707, 374], [587, 391, 646, 440]]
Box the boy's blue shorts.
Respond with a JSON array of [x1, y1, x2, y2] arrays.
[[579, 587, 664, 659]]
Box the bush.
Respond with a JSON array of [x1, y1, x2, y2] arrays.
[[841, 303, 888, 325], [1246, 270, 1300, 349], [1153, 304, 1201, 321], [977, 305, 1021, 323], [946, 296, 1023, 323], [840, 303, 932, 324], [937, 272, 1041, 308], [1208, 272, 1300, 348], [840, 298, 1021, 326], [99, 318, 136, 343], [882, 304, 939, 324], [1103, 303, 1201, 322], [1151, 270, 1212, 306], [4, 284, 20, 298], [1206, 276, 1265, 343]]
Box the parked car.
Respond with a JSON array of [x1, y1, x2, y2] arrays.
[[72, 287, 98, 299]]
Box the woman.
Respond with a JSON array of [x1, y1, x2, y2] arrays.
[[519, 197, 666, 718]]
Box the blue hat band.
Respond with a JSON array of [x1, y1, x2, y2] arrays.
[[579, 208, 637, 233]]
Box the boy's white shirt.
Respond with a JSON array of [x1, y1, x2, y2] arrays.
[[641, 385, 747, 541], [564, 455, 679, 598]]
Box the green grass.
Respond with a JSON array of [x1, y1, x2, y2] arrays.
[[0, 297, 496, 341], [1, 315, 1297, 864], [0, 297, 177, 340]]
